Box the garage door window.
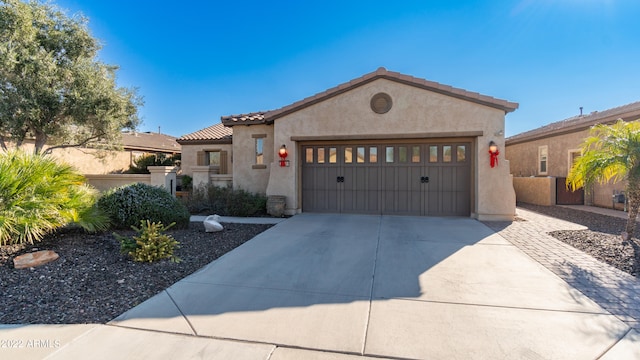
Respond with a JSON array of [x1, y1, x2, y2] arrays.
[[357, 147, 365, 163], [386, 147, 394, 163], [305, 148, 313, 163], [345, 147, 353, 163], [429, 146, 438, 162], [457, 145, 466, 162], [329, 147, 337, 163], [412, 146, 420, 163], [369, 147, 378, 163], [317, 148, 325, 163], [443, 146, 452, 162], [399, 146, 408, 163]]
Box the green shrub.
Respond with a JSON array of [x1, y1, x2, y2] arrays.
[[179, 175, 192, 191], [114, 220, 180, 263], [97, 183, 190, 229], [184, 184, 267, 217], [0, 150, 109, 246], [127, 153, 180, 174]]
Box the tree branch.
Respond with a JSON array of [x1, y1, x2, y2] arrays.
[[42, 133, 107, 155]]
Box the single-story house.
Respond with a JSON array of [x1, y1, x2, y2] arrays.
[[4, 131, 181, 174], [121, 131, 181, 161], [506, 101, 640, 208], [178, 67, 519, 220]]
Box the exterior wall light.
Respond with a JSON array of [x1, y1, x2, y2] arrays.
[[279, 144, 289, 167], [489, 141, 499, 168]]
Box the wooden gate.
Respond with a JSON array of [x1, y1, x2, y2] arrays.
[[556, 177, 584, 205]]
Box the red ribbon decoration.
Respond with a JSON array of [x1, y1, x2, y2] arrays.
[[489, 149, 499, 168]]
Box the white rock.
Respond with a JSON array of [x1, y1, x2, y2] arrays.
[[204, 215, 224, 232]]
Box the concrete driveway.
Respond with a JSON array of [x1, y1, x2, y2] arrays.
[[43, 214, 635, 359]]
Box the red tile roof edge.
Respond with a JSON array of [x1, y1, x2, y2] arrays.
[[177, 123, 233, 143], [221, 67, 519, 126]]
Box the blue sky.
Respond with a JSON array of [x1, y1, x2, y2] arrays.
[[56, 0, 640, 137]]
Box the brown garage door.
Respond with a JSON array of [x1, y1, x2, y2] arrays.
[[302, 142, 471, 216]]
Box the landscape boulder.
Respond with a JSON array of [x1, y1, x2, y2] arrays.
[[13, 250, 60, 269], [204, 215, 224, 232]]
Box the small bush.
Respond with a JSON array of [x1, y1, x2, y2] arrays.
[[179, 175, 192, 191], [97, 183, 190, 229], [184, 184, 267, 217], [114, 220, 180, 263], [127, 153, 180, 174]]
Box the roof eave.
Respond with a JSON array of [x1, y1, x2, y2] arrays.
[[176, 138, 232, 145]]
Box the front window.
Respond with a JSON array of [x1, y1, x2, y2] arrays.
[[538, 145, 548, 175], [255, 138, 264, 165], [208, 151, 220, 166]]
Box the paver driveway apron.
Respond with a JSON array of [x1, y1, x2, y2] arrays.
[[100, 214, 629, 360]]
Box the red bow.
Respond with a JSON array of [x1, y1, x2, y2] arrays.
[[489, 150, 499, 168]]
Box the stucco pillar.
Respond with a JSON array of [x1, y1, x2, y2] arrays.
[[191, 165, 212, 189], [148, 166, 178, 196], [266, 138, 298, 215], [476, 138, 516, 221]]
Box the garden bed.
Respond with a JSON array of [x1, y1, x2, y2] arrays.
[[0, 222, 272, 324], [518, 203, 640, 278]]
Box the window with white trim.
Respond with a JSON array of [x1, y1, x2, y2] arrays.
[[538, 145, 548, 175]]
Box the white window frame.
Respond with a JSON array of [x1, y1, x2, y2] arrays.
[[538, 145, 548, 175]]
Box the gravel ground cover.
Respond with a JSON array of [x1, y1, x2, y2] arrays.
[[517, 203, 640, 278], [0, 222, 272, 324]]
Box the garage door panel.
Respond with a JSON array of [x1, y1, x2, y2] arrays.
[[302, 142, 471, 216]]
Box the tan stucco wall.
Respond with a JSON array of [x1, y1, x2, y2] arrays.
[[255, 78, 515, 219], [590, 179, 627, 210], [180, 143, 233, 177], [5, 140, 132, 174], [231, 124, 274, 194], [85, 174, 151, 192], [506, 129, 589, 178], [512, 177, 556, 206]]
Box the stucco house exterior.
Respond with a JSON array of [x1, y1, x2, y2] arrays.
[[506, 101, 640, 209], [178, 68, 519, 220]]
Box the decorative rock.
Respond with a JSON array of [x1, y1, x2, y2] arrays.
[[204, 215, 224, 232], [13, 250, 59, 269]]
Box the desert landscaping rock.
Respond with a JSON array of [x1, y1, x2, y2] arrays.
[[0, 222, 271, 324], [13, 250, 60, 269]]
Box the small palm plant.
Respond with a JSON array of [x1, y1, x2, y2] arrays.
[[0, 150, 109, 245], [567, 119, 640, 239]]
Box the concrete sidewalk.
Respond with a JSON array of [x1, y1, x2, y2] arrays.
[[3, 211, 639, 359]]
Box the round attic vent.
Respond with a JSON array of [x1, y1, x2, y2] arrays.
[[371, 93, 392, 114]]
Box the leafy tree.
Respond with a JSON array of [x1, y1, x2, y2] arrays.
[[0, 0, 141, 155], [567, 120, 640, 239], [0, 150, 109, 245]]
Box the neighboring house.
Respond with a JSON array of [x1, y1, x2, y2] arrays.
[[121, 131, 181, 164], [4, 131, 181, 174], [506, 101, 640, 208], [176, 123, 233, 177], [178, 67, 518, 220]]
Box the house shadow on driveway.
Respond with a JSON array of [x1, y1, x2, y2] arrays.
[[106, 214, 631, 359]]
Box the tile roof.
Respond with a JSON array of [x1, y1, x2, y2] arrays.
[[506, 101, 640, 145], [221, 67, 519, 127], [121, 131, 181, 153], [176, 123, 233, 144]]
